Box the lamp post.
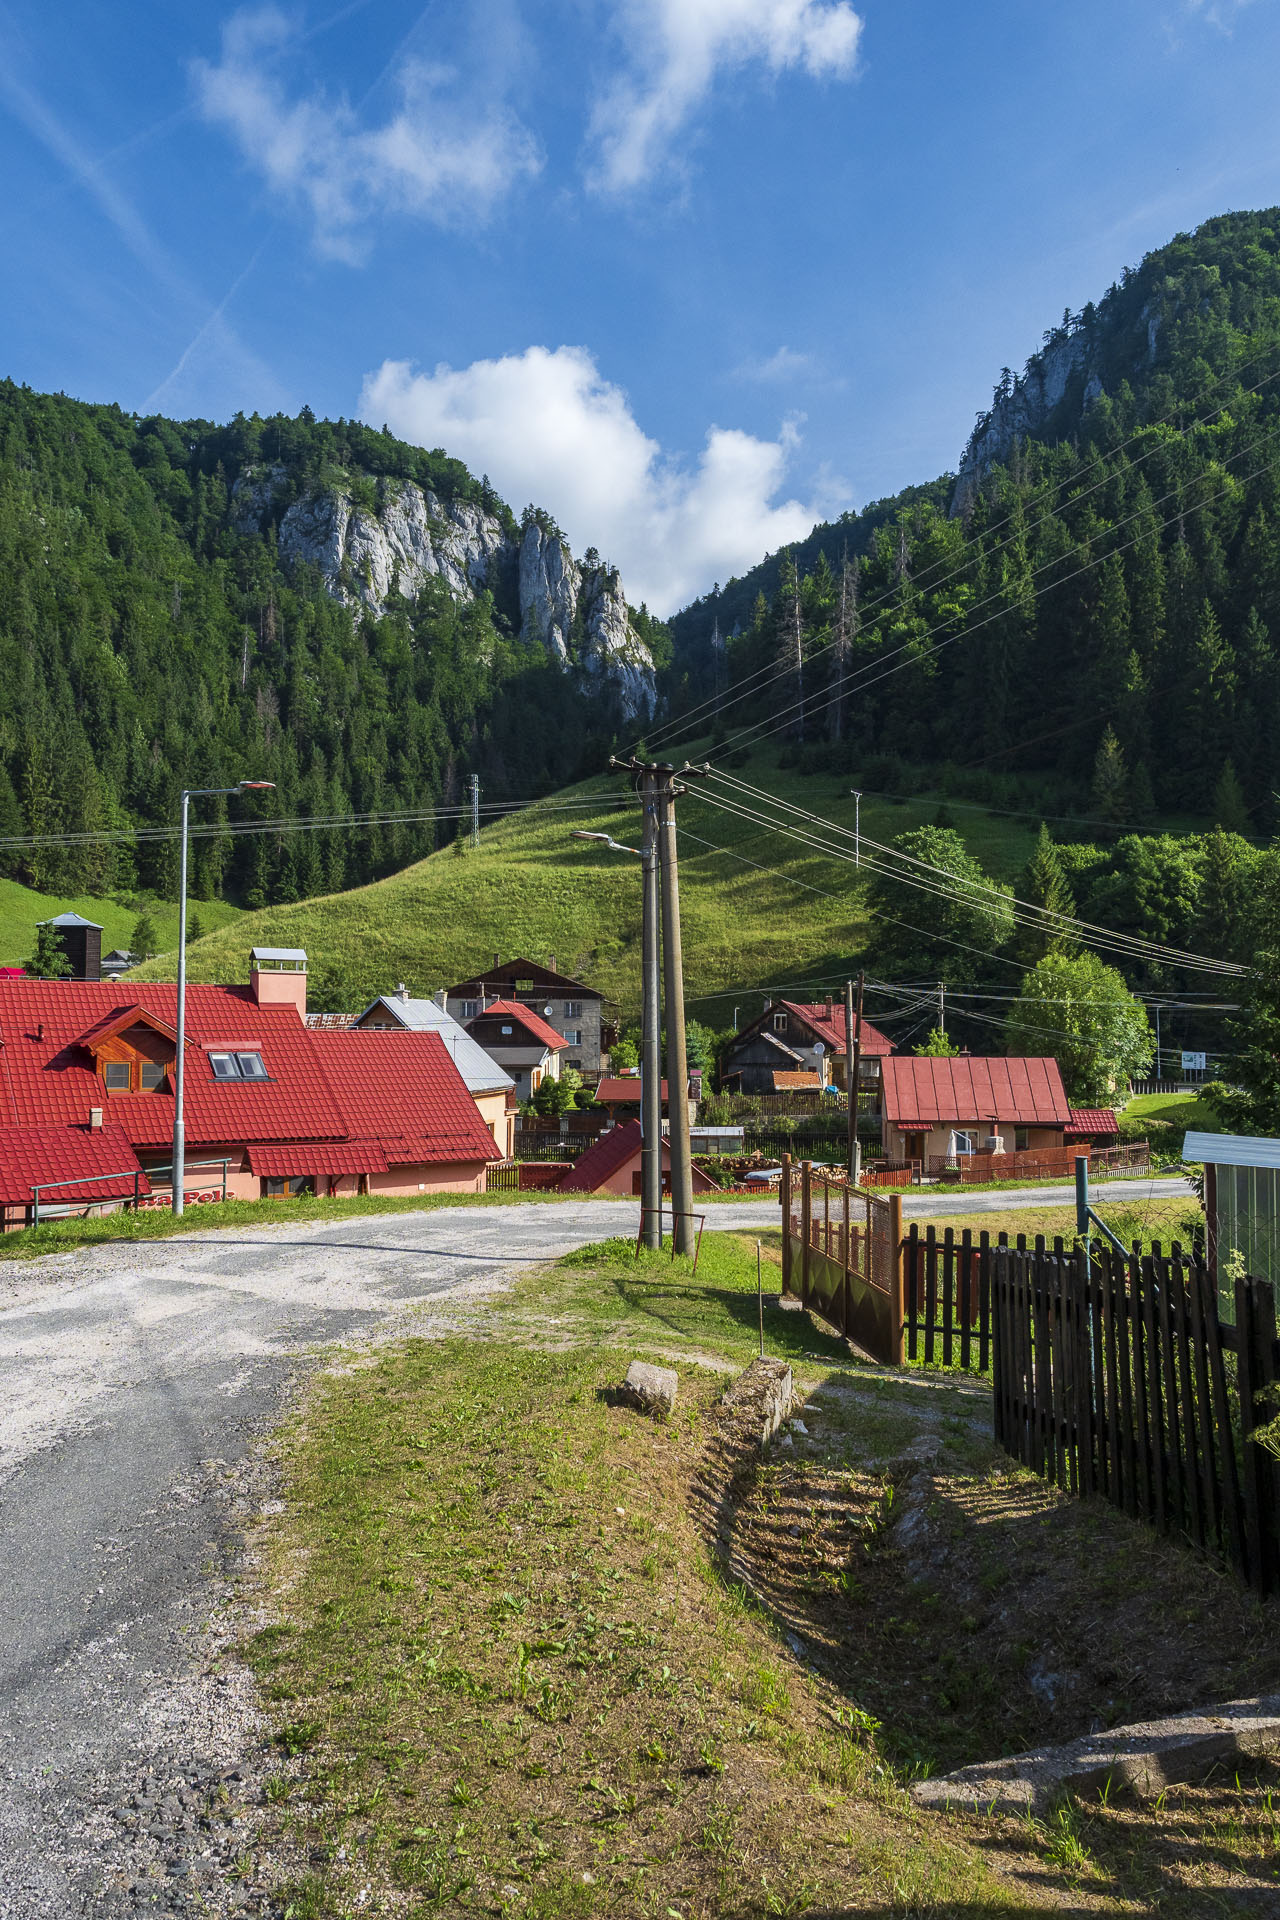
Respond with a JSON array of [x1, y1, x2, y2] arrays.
[[571, 815, 662, 1250], [172, 780, 275, 1216]]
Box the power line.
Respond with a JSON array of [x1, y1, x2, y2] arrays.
[[642, 354, 1280, 759], [702, 432, 1280, 764], [702, 771, 1246, 976]]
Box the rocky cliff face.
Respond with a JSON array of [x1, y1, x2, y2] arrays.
[[231, 468, 655, 720], [952, 302, 1161, 514]]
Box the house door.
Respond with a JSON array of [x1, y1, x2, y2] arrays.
[[904, 1132, 926, 1163]]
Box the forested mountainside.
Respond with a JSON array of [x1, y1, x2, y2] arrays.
[[0, 390, 662, 909], [665, 210, 1280, 830]]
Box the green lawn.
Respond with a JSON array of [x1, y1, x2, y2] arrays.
[[0, 875, 243, 969], [127, 743, 1057, 1021]]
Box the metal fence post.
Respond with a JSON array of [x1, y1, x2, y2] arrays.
[[800, 1160, 812, 1308], [889, 1191, 905, 1366]]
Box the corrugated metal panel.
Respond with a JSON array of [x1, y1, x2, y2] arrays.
[[1183, 1131, 1280, 1169], [882, 1055, 1069, 1126]]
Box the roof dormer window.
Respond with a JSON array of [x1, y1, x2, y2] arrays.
[[209, 1051, 268, 1081], [104, 1062, 131, 1091]]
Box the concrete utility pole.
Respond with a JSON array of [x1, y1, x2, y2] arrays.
[[938, 980, 946, 1037], [470, 774, 480, 849], [850, 790, 861, 868], [639, 771, 662, 1249], [609, 756, 708, 1258], [846, 970, 864, 1185]]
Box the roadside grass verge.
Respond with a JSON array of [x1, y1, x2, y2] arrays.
[[911, 1195, 1196, 1247], [247, 1338, 1030, 1919], [0, 1185, 576, 1264]]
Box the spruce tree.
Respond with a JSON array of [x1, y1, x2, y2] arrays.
[[1128, 760, 1157, 829], [1212, 758, 1251, 837], [1210, 862, 1280, 1134], [1090, 727, 1130, 831], [1020, 823, 1076, 960]]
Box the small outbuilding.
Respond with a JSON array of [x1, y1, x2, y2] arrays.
[[557, 1121, 719, 1197]]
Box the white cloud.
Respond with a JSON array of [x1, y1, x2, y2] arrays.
[[194, 8, 541, 261], [590, 0, 863, 191], [734, 344, 818, 382], [361, 344, 842, 614]]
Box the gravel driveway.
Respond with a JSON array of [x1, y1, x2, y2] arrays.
[[0, 1197, 778, 1919]]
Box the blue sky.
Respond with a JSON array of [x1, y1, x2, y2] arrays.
[[2, 0, 1279, 612]]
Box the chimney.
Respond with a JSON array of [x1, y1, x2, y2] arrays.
[[397, 982, 409, 1001], [493, 950, 500, 969], [435, 990, 448, 1012], [89, 1106, 103, 1131], [548, 952, 556, 973], [248, 947, 307, 1020]]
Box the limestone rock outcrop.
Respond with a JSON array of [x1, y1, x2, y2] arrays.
[[230, 470, 655, 720]]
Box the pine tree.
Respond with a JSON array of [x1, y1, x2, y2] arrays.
[[132, 911, 159, 956], [1019, 823, 1076, 960], [1090, 727, 1130, 831], [775, 553, 805, 742], [1128, 761, 1157, 829], [828, 546, 857, 743], [1210, 863, 1280, 1133], [1212, 758, 1252, 836]]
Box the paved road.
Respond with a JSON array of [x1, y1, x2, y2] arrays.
[[901, 1173, 1192, 1217], [0, 1197, 778, 1919]]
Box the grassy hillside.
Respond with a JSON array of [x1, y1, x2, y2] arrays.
[[0, 878, 243, 969], [127, 745, 1071, 1022]]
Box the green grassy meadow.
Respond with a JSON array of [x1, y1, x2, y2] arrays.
[[0, 875, 244, 970], [129, 745, 1060, 1019]]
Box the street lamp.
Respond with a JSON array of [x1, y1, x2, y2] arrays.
[[571, 823, 663, 1250], [172, 780, 275, 1216]]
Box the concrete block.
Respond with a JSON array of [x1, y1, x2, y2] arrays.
[[911, 1692, 1280, 1817], [622, 1360, 679, 1418]]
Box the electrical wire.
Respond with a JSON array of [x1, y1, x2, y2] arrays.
[[698, 772, 1246, 976], [640, 354, 1280, 759], [704, 432, 1280, 763]]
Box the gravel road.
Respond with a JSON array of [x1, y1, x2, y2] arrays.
[[0, 1197, 778, 1919]]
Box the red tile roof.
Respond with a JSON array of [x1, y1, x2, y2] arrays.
[[771, 1071, 823, 1090], [769, 1002, 895, 1056], [1065, 1107, 1119, 1140], [595, 1077, 670, 1103], [558, 1121, 646, 1192], [309, 1029, 502, 1163], [470, 999, 568, 1052], [247, 1140, 390, 1177], [0, 1123, 148, 1208], [0, 979, 500, 1171], [882, 1056, 1070, 1127]]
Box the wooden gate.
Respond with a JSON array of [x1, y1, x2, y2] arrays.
[[779, 1156, 904, 1365]]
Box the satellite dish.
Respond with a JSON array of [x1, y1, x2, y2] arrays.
[[813, 1041, 825, 1055], [544, 1004, 555, 1017]]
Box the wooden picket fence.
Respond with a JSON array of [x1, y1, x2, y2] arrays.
[[779, 1155, 904, 1364], [992, 1242, 1280, 1596]]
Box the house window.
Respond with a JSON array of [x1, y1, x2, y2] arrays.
[[1014, 1128, 1030, 1152], [772, 1013, 787, 1033], [954, 1130, 976, 1155], [501, 1024, 513, 1035], [103, 1062, 131, 1091], [567, 1059, 581, 1071], [209, 1051, 268, 1080], [461, 1000, 479, 1020], [564, 1000, 582, 1018], [262, 1175, 314, 1197], [140, 1062, 166, 1091], [564, 1029, 582, 1046]]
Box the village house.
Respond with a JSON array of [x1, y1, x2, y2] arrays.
[[589, 1075, 700, 1129], [879, 1055, 1071, 1167], [443, 955, 609, 1077], [720, 999, 895, 1099], [348, 986, 517, 1158], [0, 949, 501, 1225], [463, 999, 568, 1104]]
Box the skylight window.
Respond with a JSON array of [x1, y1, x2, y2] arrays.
[[209, 1051, 268, 1081]]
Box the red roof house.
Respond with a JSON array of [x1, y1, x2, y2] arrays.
[[880, 1056, 1070, 1162], [463, 998, 569, 1104], [0, 959, 501, 1224], [1064, 1107, 1120, 1143], [557, 1120, 718, 1198]]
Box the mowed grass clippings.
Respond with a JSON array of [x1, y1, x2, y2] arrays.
[[249, 1338, 1030, 1919]]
